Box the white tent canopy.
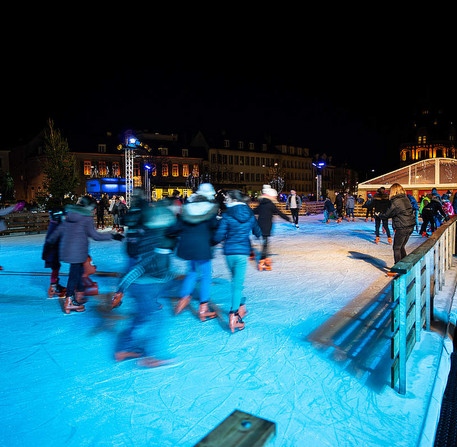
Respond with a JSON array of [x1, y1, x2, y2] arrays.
[[357, 158, 457, 199]]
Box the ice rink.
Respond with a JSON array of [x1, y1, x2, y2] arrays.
[[0, 214, 455, 446]]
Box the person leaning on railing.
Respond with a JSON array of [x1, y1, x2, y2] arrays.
[[377, 183, 417, 273]]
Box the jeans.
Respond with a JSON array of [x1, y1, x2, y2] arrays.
[[225, 255, 247, 312], [290, 208, 299, 225], [66, 263, 84, 297], [261, 236, 270, 259], [180, 259, 212, 303], [420, 209, 435, 234], [375, 217, 391, 237], [346, 208, 354, 219], [116, 282, 168, 359], [393, 227, 414, 264]]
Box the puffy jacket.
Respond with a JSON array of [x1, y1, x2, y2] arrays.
[[407, 194, 419, 211], [422, 197, 447, 219], [176, 194, 219, 260], [253, 196, 290, 237], [213, 202, 262, 255], [47, 205, 113, 263], [381, 194, 415, 230], [286, 194, 302, 209], [372, 190, 390, 213], [346, 196, 355, 209], [442, 200, 455, 216]]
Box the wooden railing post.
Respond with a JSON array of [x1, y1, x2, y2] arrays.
[[397, 275, 408, 395]]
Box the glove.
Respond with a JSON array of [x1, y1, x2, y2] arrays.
[[13, 201, 25, 212], [112, 233, 125, 241]]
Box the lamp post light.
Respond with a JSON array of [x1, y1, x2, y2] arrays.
[[312, 161, 325, 200]]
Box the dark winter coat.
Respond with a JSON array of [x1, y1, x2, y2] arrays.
[[176, 194, 219, 261], [381, 194, 416, 230], [253, 196, 290, 237], [372, 190, 390, 214], [362, 197, 373, 210], [213, 202, 262, 255], [422, 197, 447, 220], [323, 198, 335, 212], [334, 194, 343, 210], [42, 220, 61, 268], [96, 200, 107, 216], [47, 205, 113, 264]]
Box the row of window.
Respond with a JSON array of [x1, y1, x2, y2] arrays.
[[151, 164, 199, 178], [211, 154, 311, 169], [222, 141, 307, 156], [84, 161, 120, 176]]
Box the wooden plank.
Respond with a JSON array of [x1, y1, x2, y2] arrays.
[[391, 329, 416, 389], [195, 410, 276, 447]]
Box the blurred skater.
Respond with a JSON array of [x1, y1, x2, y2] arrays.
[[42, 208, 66, 298], [378, 183, 416, 273], [47, 196, 123, 314], [334, 192, 343, 223], [213, 190, 262, 333], [114, 198, 179, 368], [174, 183, 220, 321], [253, 185, 291, 271], [0, 201, 25, 270]]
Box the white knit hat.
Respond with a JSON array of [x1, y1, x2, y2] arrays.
[[262, 184, 274, 194], [196, 183, 216, 199]]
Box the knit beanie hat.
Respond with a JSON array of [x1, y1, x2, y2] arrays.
[[196, 183, 216, 199]]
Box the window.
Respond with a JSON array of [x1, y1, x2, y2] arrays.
[[262, 144, 267, 151], [211, 154, 217, 163], [238, 141, 244, 149], [229, 155, 233, 164], [249, 142, 255, 150], [99, 161, 107, 176], [134, 162, 141, 177], [182, 164, 189, 177], [162, 164, 169, 176], [112, 162, 120, 176], [84, 161, 91, 176], [172, 164, 179, 177], [224, 139, 230, 148], [192, 164, 199, 177], [160, 147, 168, 156], [182, 149, 189, 157], [98, 144, 106, 153]]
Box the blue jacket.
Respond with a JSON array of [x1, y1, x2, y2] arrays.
[[407, 194, 419, 211], [213, 202, 262, 255]]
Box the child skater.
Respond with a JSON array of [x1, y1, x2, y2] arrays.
[[47, 196, 124, 314], [213, 190, 262, 333], [42, 208, 66, 298]]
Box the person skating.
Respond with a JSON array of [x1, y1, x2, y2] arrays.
[[323, 197, 335, 223], [96, 198, 107, 229], [42, 208, 66, 298], [406, 193, 420, 233], [345, 193, 355, 221], [442, 193, 455, 217], [174, 183, 220, 321], [334, 191, 344, 223], [378, 183, 416, 275], [253, 185, 291, 271], [372, 187, 391, 244], [419, 193, 448, 237], [362, 193, 374, 221], [47, 196, 124, 314], [213, 190, 262, 333], [114, 198, 179, 369], [286, 189, 302, 228]]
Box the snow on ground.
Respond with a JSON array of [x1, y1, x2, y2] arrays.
[[0, 214, 453, 446]]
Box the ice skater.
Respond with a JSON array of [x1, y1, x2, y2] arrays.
[[47, 196, 124, 314], [114, 198, 178, 368], [362, 193, 374, 222], [323, 197, 335, 223], [334, 191, 343, 223], [345, 193, 355, 221], [42, 208, 66, 298], [377, 183, 416, 275], [0, 201, 25, 270], [419, 193, 448, 237], [174, 183, 220, 321], [286, 189, 301, 228], [213, 190, 262, 333], [253, 185, 291, 271], [372, 187, 391, 244]]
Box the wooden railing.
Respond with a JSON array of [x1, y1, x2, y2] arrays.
[[390, 216, 457, 394]]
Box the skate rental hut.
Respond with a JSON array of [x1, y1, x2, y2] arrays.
[[357, 158, 457, 201]]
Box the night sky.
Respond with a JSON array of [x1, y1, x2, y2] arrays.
[[4, 43, 456, 177]]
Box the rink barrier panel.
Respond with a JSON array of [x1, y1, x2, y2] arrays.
[[390, 216, 457, 394], [1, 212, 114, 235]]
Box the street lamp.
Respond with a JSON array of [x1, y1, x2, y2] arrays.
[[312, 161, 325, 200]]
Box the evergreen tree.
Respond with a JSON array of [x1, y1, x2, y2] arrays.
[[40, 119, 79, 209]]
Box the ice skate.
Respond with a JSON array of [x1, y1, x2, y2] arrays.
[[74, 291, 88, 305], [387, 237, 392, 244], [111, 292, 123, 309], [175, 295, 191, 314], [229, 312, 245, 333], [199, 302, 217, 321], [375, 236, 380, 244], [264, 258, 272, 269], [238, 304, 248, 319], [115, 351, 143, 362], [258, 259, 271, 271], [63, 296, 85, 314], [365, 218, 368, 222], [48, 282, 66, 298]]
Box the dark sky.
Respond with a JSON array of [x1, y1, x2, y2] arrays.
[[4, 44, 456, 176]]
